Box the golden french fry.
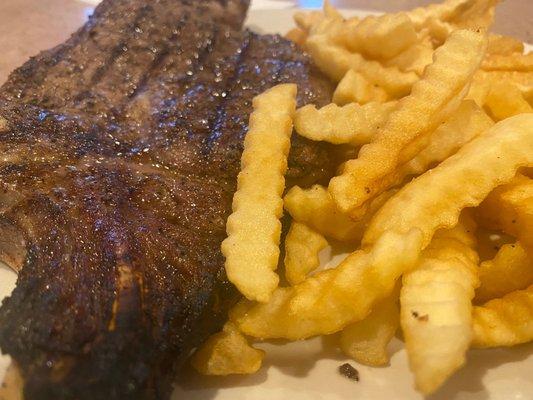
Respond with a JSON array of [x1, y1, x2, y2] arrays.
[[401, 215, 479, 395], [293, 10, 325, 33], [449, 0, 498, 30], [476, 242, 533, 303], [487, 34, 525, 55], [284, 222, 328, 286], [385, 36, 434, 76], [329, 30, 487, 217], [294, 101, 396, 145], [284, 184, 398, 244], [482, 53, 533, 72], [473, 284, 533, 348], [422, 17, 456, 45], [333, 70, 390, 105], [231, 230, 421, 340], [467, 70, 533, 106], [396, 100, 493, 180], [191, 323, 265, 375], [323, 0, 343, 20], [340, 288, 400, 366], [306, 33, 418, 96], [285, 27, 308, 47], [222, 84, 296, 302], [407, 0, 475, 28], [484, 81, 532, 121], [476, 174, 533, 248], [408, 0, 497, 44], [363, 115, 533, 246], [294, 1, 344, 38], [340, 13, 418, 60], [284, 185, 360, 242], [231, 115, 533, 340]]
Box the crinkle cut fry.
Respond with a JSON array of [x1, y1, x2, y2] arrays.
[[397, 100, 493, 180], [283, 184, 398, 243], [333, 70, 390, 105], [305, 33, 418, 97], [294, 101, 396, 145], [191, 323, 265, 376], [482, 53, 533, 72], [284, 222, 328, 286], [406, 0, 475, 28], [222, 84, 297, 303], [328, 29, 487, 217], [476, 173, 533, 249], [230, 114, 533, 340], [340, 12, 418, 59], [473, 284, 533, 348], [283, 184, 362, 242], [340, 286, 400, 367], [476, 242, 533, 303], [401, 215, 479, 394]]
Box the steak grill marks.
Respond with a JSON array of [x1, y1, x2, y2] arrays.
[[0, 1, 334, 399]]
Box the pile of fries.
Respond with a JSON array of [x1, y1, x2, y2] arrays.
[[192, 0, 533, 394]]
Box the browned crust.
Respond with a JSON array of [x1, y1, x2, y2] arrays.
[[0, 221, 26, 273]]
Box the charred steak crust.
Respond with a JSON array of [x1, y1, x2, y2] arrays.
[[0, 0, 334, 399]]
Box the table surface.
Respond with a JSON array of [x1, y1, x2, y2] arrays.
[[0, 0, 531, 83]]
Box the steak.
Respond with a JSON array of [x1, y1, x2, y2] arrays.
[[0, 0, 334, 399]]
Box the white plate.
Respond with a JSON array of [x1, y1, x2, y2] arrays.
[[2, 6, 533, 400]]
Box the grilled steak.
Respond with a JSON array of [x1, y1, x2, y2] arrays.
[[0, 0, 334, 399]]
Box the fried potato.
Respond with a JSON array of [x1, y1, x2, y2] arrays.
[[476, 242, 533, 303], [473, 284, 533, 348], [333, 70, 390, 105], [323, 0, 343, 20], [407, 0, 475, 28], [422, 17, 456, 45], [284, 184, 397, 243], [294, 101, 396, 145], [329, 30, 487, 216], [285, 27, 307, 47], [222, 84, 297, 302], [482, 53, 533, 72], [191, 323, 265, 375], [396, 100, 493, 180], [484, 81, 532, 120], [293, 10, 325, 33], [385, 36, 435, 76], [284, 222, 328, 286], [231, 115, 533, 340], [293, 0, 346, 39], [306, 34, 418, 96], [283, 185, 364, 242], [487, 34, 524, 55], [408, 0, 497, 45], [363, 114, 533, 246], [284, 185, 356, 241], [449, 0, 498, 30], [477, 174, 533, 248], [466, 76, 490, 106], [340, 288, 400, 366], [230, 231, 421, 340], [468, 70, 533, 106], [401, 216, 479, 394], [340, 13, 418, 60]]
